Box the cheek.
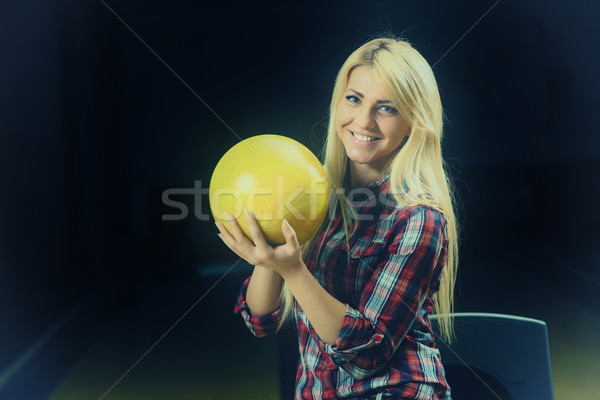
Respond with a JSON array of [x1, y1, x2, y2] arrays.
[[335, 106, 351, 129], [386, 121, 410, 141]]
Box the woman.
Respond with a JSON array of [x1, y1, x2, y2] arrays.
[[216, 36, 459, 400]]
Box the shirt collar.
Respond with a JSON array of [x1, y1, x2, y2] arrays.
[[364, 173, 391, 192]]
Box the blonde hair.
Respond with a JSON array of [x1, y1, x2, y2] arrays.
[[276, 36, 459, 344]]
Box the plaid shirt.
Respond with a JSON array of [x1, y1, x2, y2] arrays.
[[234, 174, 452, 399]]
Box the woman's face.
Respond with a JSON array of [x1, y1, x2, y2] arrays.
[[335, 66, 411, 170]]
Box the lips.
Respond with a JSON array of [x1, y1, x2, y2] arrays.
[[350, 130, 382, 140]]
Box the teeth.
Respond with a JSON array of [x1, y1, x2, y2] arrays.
[[352, 131, 376, 142]]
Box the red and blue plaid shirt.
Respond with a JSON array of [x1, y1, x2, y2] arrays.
[[234, 174, 452, 399]]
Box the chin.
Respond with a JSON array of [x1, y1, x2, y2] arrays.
[[347, 155, 374, 165]]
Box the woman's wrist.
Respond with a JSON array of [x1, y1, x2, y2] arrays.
[[246, 265, 283, 317], [280, 260, 308, 282], [255, 264, 281, 275]]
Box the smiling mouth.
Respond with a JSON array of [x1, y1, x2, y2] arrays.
[[350, 130, 382, 142]]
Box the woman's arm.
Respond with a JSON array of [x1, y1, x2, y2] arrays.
[[246, 265, 283, 317], [234, 262, 347, 341], [218, 210, 345, 341], [314, 206, 448, 380], [246, 261, 348, 344], [283, 264, 347, 344]]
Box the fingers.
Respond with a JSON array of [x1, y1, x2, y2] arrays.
[[281, 219, 300, 248], [244, 210, 269, 251], [218, 213, 261, 263], [224, 212, 248, 243], [216, 222, 245, 258]]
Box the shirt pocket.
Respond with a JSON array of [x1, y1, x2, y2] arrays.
[[349, 231, 385, 302]]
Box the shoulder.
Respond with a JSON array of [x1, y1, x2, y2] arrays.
[[377, 184, 446, 226], [391, 203, 447, 229], [387, 204, 448, 249], [409, 204, 447, 226], [363, 193, 448, 246]]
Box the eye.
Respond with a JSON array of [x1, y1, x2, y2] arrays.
[[379, 105, 398, 114], [345, 95, 360, 104]]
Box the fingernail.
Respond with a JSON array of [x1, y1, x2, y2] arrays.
[[225, 213, 232, 220], [244, 209, 250, 218]]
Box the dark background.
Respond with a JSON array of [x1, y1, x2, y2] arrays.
[[1, 0, 599, 398]]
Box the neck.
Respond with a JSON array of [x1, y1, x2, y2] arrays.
[[349, 162, 384, 190]]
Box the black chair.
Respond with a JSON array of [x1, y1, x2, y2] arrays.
[[277, 323, 299, 400], [429, 312, 555, 400]]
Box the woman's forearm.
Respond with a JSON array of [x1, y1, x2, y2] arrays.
[[283, 262, 347, 345], [246, 265, 284, 317]]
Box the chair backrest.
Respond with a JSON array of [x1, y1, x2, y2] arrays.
[[429, 312, 554, 400]]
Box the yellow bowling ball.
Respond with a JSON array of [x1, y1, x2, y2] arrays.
[[209, 134, 329, 246]]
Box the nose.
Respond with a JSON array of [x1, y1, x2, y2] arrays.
[[355, 107, 377, 132]]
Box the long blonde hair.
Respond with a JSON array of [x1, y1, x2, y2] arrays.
[[276, 36, 459, 344]]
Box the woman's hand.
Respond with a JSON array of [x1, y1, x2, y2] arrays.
[[215, 210, 304, 279]]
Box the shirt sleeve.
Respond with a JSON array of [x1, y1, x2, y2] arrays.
[[315, 206, 448, 380], [233, 275, 283, 337]]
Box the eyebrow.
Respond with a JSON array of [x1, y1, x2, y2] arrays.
[[348, 88, 392, 104]]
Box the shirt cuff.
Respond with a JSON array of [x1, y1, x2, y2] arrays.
[[233, 275, 283, 337], [318, 303, 385, 362]]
